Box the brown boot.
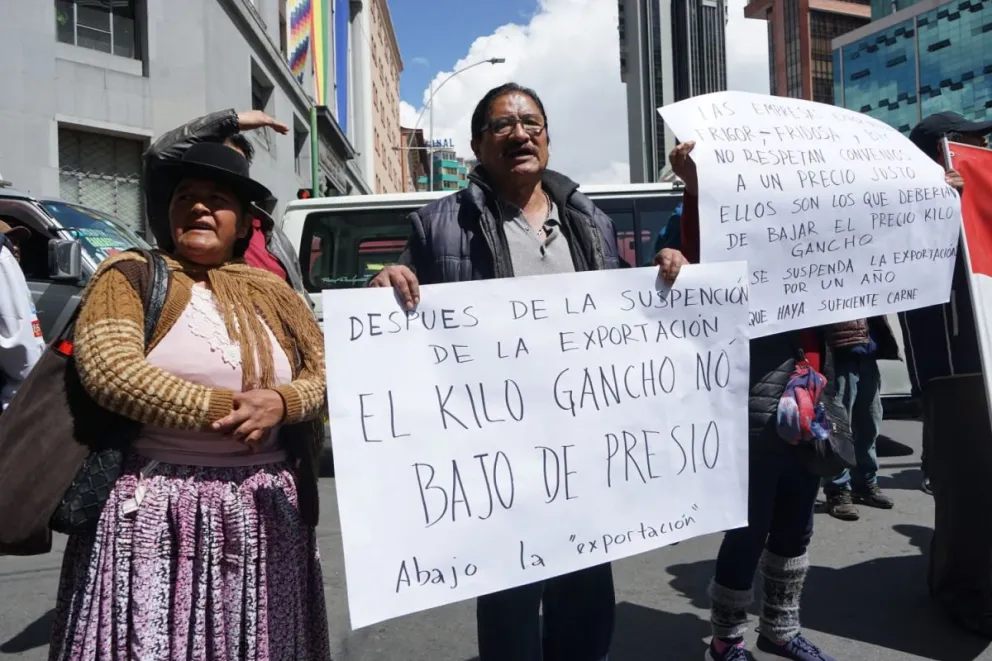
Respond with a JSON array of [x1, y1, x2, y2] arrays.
[[825, 489, 859, 521]]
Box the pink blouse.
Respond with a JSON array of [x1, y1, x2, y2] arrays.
[[132, 285, 293, 467]]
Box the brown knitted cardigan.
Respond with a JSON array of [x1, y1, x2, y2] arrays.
[[73, 251, 327, 523]]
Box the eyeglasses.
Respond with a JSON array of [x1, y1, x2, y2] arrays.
[[484, 115, 547, 137]]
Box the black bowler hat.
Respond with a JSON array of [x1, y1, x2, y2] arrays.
[[161, 141, 272, 205], [153, 142, 272, 250], [910, 111, 992, 161]]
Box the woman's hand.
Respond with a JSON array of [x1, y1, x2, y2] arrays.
[[369, 265, 421, 310], [654, 248, 690, 286], [669, 141, 698, 195], [237, 110, 290, 135], [213, 389, 286, 447]]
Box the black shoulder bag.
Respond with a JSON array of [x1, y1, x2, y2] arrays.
[[49, 250, 171, 535]]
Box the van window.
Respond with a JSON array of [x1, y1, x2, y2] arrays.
[[41, 201, 149, 263], [299, 190, 683, 289], [358, 239, 406, 280], [633, 196, 682, 265], [589, 194, 681, 266], [594, 199, 636, 266], [300, 208, 412, 292]]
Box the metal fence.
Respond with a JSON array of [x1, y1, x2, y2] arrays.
[[58, 128, 144, 234]]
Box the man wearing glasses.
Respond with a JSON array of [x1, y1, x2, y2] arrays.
[[370, 83, 618, 661]]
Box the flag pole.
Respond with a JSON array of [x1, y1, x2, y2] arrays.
[[310, 0, 321, 197], [311, 105, 320, 197]]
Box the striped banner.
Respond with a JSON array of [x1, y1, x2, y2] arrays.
[[311, 0, 331, 105], [288, 0, 312, 85]]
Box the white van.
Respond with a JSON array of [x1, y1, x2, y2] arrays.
[[280, 182, 915, 416]]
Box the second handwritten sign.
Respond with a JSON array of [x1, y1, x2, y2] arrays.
[[659, 90, 961, 337], [324, 264, 750, 628]]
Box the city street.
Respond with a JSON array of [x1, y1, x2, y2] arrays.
[[1, 420, 989, 661]]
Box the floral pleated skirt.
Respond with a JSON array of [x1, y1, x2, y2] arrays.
[[48, 456, 332, 661]]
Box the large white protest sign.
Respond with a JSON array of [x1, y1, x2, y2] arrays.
[[658, 90, 961, 338], [324, 264, 750, 628]]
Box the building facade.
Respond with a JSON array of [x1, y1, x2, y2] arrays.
[[745, 0, 871, 103], [399, 127, 429, 192], [834, 0, 992, 135], [368, 0, 403, 194], [872, 0, 928, 18], [418, 147, 471, 192], [0, 0, 371, 238], [618, 0, 729, 183]]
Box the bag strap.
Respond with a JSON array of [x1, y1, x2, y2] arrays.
[[788, 332, 807, 364], [57, 250, 169, 349], [136, 249, 169, 346]]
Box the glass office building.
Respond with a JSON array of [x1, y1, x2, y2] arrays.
[[872, 0, 927, 18], [834, 0, 992, 135]]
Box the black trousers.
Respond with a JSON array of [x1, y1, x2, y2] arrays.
[[476, 563, 615, 661]]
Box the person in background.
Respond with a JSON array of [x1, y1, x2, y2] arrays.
[[822, 317, 900, 520], [143, 109, 311, 302], [0, 220, 45, 411], [651, 202, 682, 258], [664, 141, 838, 661], [902, 111, 992, 494], [370, 82, 618, 661]]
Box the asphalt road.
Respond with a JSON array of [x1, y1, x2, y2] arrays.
[[2, 420, 990, 661]]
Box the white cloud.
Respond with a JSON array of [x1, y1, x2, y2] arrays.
[[402, 0, 769, 185], [726, 0, 771, 95]]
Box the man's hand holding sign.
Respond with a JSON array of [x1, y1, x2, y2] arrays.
[[327, 265, 751, 628]]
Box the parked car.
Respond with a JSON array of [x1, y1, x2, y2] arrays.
[[0, 187, 150, 341]]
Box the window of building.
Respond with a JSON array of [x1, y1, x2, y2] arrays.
[[250, 61, 276, 153], [784, 0, 803, 97], [809, 10, 869, 104], [57, 127, 144, 235], [55, 0, 141, 60], [767, 13, 777, 94], [279, 0, 288, 57], [251, 64, 274, 112], [294, 119, 309, 176]]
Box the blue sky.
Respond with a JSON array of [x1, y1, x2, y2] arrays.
[[389, 0, 536, 107], [385, 0, 769, 184]]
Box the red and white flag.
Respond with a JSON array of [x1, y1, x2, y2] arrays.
[[948, 141, 992, 404]]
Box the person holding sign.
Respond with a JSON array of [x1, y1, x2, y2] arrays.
[[667, 142, 838, 661], [370, 83, 620, 661], [901, 112, 992, 494]]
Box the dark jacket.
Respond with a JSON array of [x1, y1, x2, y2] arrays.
[[400, 168, 620, 282], [825, 316, 901, 360], [899, 247, 982, 395], [142, 110, 309, 301]]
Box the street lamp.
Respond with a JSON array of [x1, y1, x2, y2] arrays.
[[407, 57, 505, 192]]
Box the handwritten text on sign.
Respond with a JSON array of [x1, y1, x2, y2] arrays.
[[658, 91, 961, 337], [323, 265, 750, 628]]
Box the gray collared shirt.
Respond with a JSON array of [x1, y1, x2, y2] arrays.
[[500, 198, 575, 276]]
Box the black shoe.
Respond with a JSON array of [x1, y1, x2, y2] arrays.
[[921, 476, 933, 496], [825, 490, 859, 521], [853, 483, 894, 509]]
